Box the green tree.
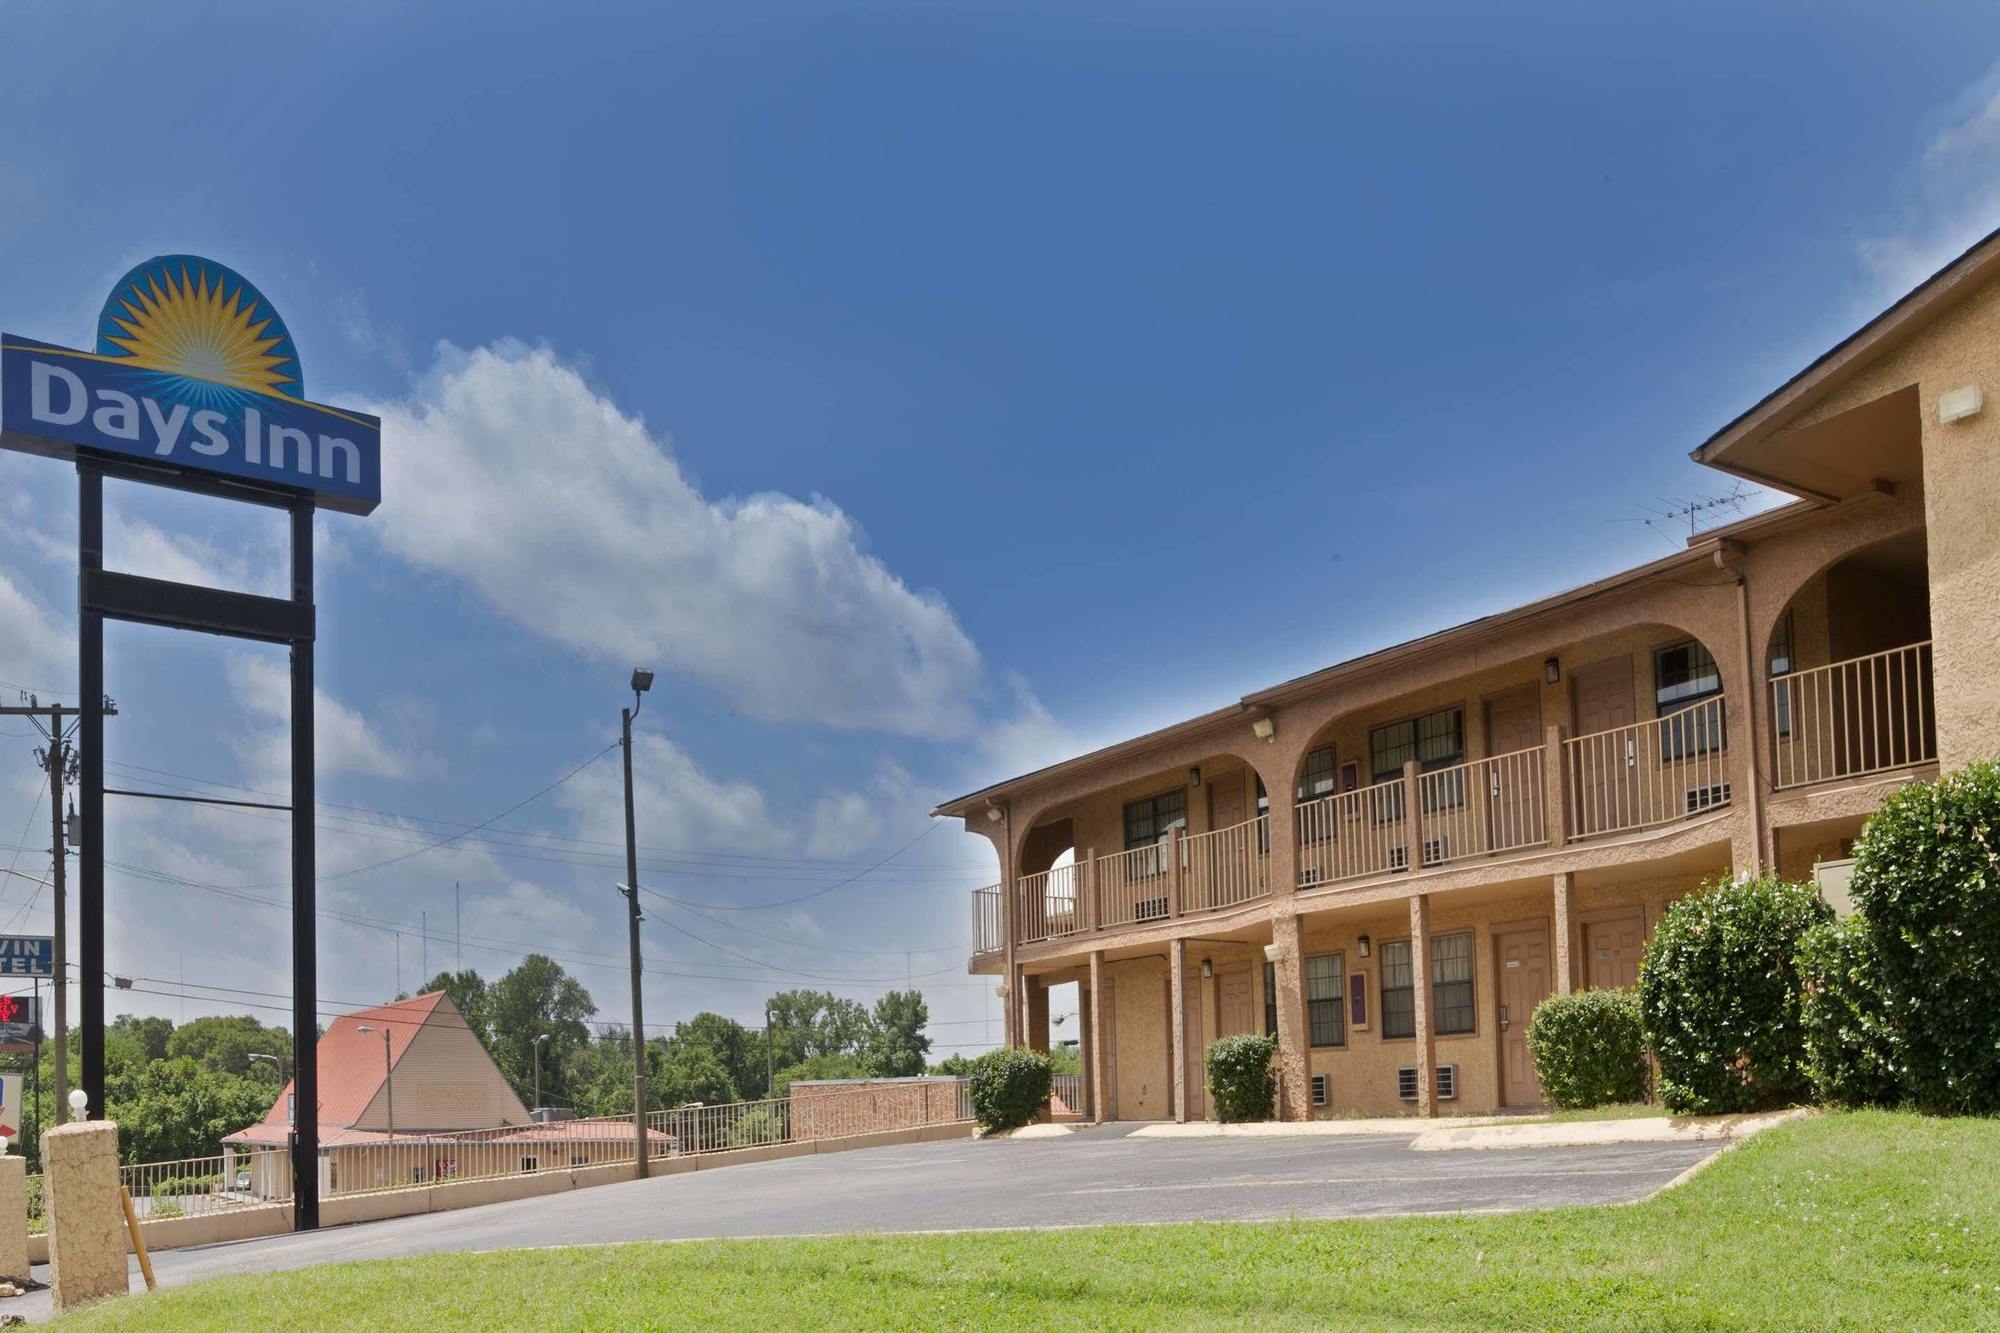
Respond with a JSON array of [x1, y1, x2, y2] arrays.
[[110, 1013, 175, 1063], [863, 990, 931, 1077], [486, 955, 594, 1109], [666, 1012, 763, 1098], [766, 990, 871, 1070], [417, 969, 492, 1045], [927, 1053, 975, 1077], [106, 1057, 274, 1164], [772, 1051, 869, 1095], [166, 1014, 293, 1080]]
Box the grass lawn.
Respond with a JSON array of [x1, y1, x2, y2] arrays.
[[1536, 1100, 1670, 1123], [57, 1110, 2000, 1331]]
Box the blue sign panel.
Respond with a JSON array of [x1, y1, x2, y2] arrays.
[[0, 937, 52, 978], [0, 256, 380, 514]]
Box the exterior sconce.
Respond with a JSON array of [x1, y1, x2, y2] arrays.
[[1544, 657, 1561, 685], [1262, 942, 1285, 963], [985, 804, 1004, 824], [1200, 957, 1213, 979], [993, 984, 1009, 999], [1251, 717, 1276, 741], [1940, 384, 1984, 424], [1357, 934, 1371, 958], [1189, 766, 1202, 788]]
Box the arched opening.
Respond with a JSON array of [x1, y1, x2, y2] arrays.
[[1766, 532, 1934, 788]]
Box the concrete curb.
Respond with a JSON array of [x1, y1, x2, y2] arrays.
[[1128, 1116, 1515, 1140], [1406, 1107, 1811, 1152]]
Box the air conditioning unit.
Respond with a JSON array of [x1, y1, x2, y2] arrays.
[[1421, 836, 1449, 867], [1397, 1064, 1458, 1102], [1311, 1074, 1329, 1107], [1685, 783, 1731, 814]]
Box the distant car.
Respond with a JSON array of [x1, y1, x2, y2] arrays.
[[233, 1170, 252, 1193]]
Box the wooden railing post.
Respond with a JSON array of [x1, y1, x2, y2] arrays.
[[1166, 827, 1183, 917], [1402, 760, 1424, 871], [1544, 724, 1568, 848]]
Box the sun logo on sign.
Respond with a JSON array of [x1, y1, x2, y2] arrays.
[[94, 255, 303, 404]]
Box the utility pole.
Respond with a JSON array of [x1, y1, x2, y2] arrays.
[[618, 667, 654, 1178], [2, 695, 116, 1125]]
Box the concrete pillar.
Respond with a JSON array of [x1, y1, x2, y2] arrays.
[[1078, 984, 1095, 1121], [1271, 912, 1311, 1121], [41, 1119, 127, 1313], [1025, 976, 1050, 1054], [0, 1154, 26, 1283], [1543, 723, 1569, 848], [1409, 893, 1437, 1119], [1402, 760, 1424, 871], [1553, 872, 1575, 996], [1168, 937, 1188, 1123], [1089, 950, 1109, 1123]]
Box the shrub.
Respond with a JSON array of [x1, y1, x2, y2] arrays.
[[1638, 875, 1829, 1114], [149, 1198, 185, 1220], [1525, 989, 1650, 1110], [1796, 916, 1902, 1108], [1205, 1033, 1277, 1123], [967, 1047, 1053, 1133], [1850, 761, 2000, 1114]]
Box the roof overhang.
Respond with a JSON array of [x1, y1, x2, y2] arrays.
[[1692, 224, 2000, 499]]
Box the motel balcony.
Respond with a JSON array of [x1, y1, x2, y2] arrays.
[[969, 638, 1937, 969]]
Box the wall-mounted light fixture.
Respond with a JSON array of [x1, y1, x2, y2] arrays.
[[1940, 383, 1984, 424], [1544, 657, 1561, 685], [1189, 766, 1202, 788], [985, 804, 1004, 824], [1200, 957, 1213, 979], [1357, 934, 1371, 958], [993, 984, 1009, 999], [1262, 942, 1285, 963], [1251, 717, 1276, 741]]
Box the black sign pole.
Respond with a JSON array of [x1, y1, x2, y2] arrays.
[[76, 462, 105, 1121], [289, 498, 318, 1232]]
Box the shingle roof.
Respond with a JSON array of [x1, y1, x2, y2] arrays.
[[251, 992, 449, 1132]]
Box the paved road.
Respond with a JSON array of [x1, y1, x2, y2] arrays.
[[19, 1125, 1719, 1318]]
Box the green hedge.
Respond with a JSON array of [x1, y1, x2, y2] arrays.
[[967, 1047, 1053, 1133], [1639, 875, 1829, 1114], [1204, 1033, 1277, 1123], [1850, 761, 2000, 1114], [1525, 989, 1650, 1110], [1796, 915, 1902, 1107]]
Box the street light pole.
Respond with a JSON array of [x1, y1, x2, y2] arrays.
[[533, 1032, 549, 1113], [620, 667, 654, 1177]]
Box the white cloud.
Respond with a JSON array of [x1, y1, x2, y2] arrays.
[[556, 730, 787, 858], [228, 654, 414, 781], [0, 571, 73, 698], [369, 342, 990, 739], [1859, 71, 2000, 298], [105, 517, 288, 598]]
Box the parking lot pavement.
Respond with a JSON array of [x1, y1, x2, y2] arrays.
[[18, 1126, 1723, 1318]]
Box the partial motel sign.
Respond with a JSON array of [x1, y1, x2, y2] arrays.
[[0, 936, 53, 977], [0, 255, 381, 514]]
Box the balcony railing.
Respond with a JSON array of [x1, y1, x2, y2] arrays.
[[1016, 862, 1086, 944], [1770, 641, 1935, 790], [1180, 814, 1271, 912], [1417, 746, 1546, 867], [1564, 695, 1729, 840], [1096, 842, 1174, 929], [1296, 777, 1406, 886], [971, 884, 1002, 956]]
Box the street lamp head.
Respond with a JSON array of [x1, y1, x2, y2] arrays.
[[355, 1025, 375, 1033], [630, 667, 655, 694], [535, 1033, 550, 1046]]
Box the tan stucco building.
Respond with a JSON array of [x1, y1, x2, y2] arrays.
[[937, 227, 2000, 1123]]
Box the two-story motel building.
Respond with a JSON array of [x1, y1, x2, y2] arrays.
[[935, 227, 2000, 1124]]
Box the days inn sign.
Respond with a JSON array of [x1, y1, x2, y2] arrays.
[[1, 255, 381, 513]]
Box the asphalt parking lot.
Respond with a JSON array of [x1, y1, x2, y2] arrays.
[[20, 1124, 1721, 1317]]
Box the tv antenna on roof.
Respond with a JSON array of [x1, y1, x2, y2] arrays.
[[1628, 483, 1753, 548]]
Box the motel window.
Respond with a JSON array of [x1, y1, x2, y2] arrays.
[[1654, 640, 1725, 759], [1370, 708, 1465, 818], [1306, 953, 1345, 1048], [520, 1156, 539, 1174], [1431, 931, 1475, 1035], [1769, 611, 1795, 738], [1296, 747, 1338, 804], [1263, 961, 1278, 1037], [1255, 777, 1271, 853], [1380, 941, 1415, 1039], [1122, 790, 1186, 851]]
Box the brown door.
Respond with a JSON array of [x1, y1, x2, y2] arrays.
[[1485, 686, 1543, 851], [1208, 775, 1246, 830], [1496, 927, 1552, 1107], [1584, 913, 1646, 990], [1217, 965, 1254, 1035], [1571, 657, 1637, 834], [1182, 971, 1205, 1120]]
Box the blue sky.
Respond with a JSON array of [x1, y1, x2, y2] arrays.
[[3, 1, 1999, 1058]]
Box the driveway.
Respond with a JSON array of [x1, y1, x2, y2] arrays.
[[17, 1125, 1721, 1318]]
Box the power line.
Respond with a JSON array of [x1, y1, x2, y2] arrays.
[[636, 820, 948, 912]]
